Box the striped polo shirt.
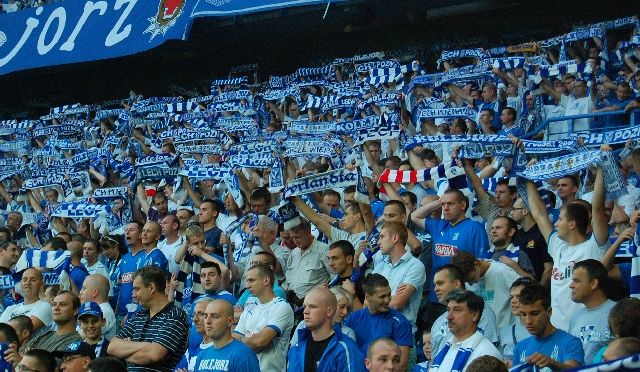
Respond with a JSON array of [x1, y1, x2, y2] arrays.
[[117, 302, 189, 371]]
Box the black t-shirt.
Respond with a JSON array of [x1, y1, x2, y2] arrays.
[[332, 275, 365, 304], [513, 225, 552, 280], [304, 333, 334, 372]]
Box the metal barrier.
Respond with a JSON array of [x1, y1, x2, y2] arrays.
[[522, 109, 639, 140]]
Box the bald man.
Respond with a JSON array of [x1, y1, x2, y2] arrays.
[[365, 338, 402, 372], [79, 275, 116, 340], [287, 287, 365, 372], [0, 268, 52, 332], [141, 221, 168, 271], [194, 300, 259, 372]]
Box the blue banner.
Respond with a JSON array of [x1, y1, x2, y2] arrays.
[[191, 0, 342, 17], [0, 0, 194, 75]]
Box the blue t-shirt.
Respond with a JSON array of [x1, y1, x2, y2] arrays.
[[424, 218, 489, 302], [512, 329, 584, 366], [194, 339, 259, 372], [143, 248, 169, 271], [474, 98, 505, 129], [115, 249, 146, 315], [204, 226, 223, 257], [188, 292, 239, 352], [69, 264, 90, 292], [344, 308, 413, 356]]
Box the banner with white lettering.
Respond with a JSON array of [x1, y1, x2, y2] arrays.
[[0, 0, 195, 76]]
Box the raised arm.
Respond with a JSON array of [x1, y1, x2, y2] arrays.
[[540, 78, 562, 103], [291, 196, 333, 238], [591, 166, 608, 246], [463, 159, 489, 200], [526, 181, 553, 243], [136, 183, 151, 216], [410, 199, 442, 230]]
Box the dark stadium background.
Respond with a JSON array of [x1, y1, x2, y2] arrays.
[[0, 0, 637, 118]]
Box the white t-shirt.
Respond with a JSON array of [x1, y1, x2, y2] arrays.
[[234, 296, 294, 372], [158, 235, 185, 274], [100, 302, 117, 340], [429, 331, 502, 372], [0, 300, 52, 328], [468, 261, 521, 329], [548, 232, 607, 330], [560, 94, 593, 134], [82, 260, 110, 279]]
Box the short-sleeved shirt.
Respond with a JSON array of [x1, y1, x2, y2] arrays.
[[373, 247, 426, 333], [329, 225, 366, 253], [204, 226, 223, 257], [468, 261, 521, 329], [143, 248, 169, 271], [344, 308, 413, 356], [284, 239, 331, 298], [568, 300, 615, 364], [117, 302, 189, 371], [424, 218, 489, 303], [234, 296, 294, 372], [0, 300, 52, 328], [548, 232, 606, 330], [559, 94, 593, 134], [513, 225, 552, 281], [512, 329, 584, 367], [194, 339, 260, 372], [115, 249, 146, 315], [431, 303, 499, 356]]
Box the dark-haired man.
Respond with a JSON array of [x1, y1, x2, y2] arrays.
[[108, 266, 189, 371], [429, 289, 501, 371], [344, 274, 413, 371], [568, 259, 615, 364], [233, 264, 293, 372], [512, 284, 583, 369], [412, 188, 489, 328], [525, 166, 608, 331], [430, 265, 498, 356]]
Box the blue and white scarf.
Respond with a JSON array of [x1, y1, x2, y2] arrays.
[[522, 151, 627, 200], [437, 48, 488, 67], [179, 165, 232, 180], [0, 140, 30, 152], [132, 167, 180, 187], [438, 63, 492, 87], [418, 107, 478, 121], [430, 331, 484, 372], [49, 201, 107, 219], [176, 144, 223, 154], [283, 169, 356, 199], [527, 60, 591, 84]]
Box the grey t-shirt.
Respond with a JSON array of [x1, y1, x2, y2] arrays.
[[568, 299, 616, 364], [431, 303, 499, 356]]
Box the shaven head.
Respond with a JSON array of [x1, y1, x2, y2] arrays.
[[303, 286, 337, 331], [365, 338, 401, 372]]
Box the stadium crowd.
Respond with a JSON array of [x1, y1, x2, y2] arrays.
[[0, 10, 639, 372]]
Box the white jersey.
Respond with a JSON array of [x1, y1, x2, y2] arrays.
[[548, 232, 607, 330], [234, 296, 293, 372], [468, 261, 521, 329]]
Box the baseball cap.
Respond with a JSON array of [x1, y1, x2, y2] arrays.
[[52, 341, 96, 360], [78, 302, 103, 320]]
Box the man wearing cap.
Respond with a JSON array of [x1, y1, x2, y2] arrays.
[[54, 341, 95, 372], [79, 275, 116, 340], [77, 302, 110, 358]]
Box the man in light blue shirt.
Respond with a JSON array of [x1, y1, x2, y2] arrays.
[[373, 221, 426, 335]]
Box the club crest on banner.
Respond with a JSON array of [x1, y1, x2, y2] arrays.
[[145, 0, 188, 41]]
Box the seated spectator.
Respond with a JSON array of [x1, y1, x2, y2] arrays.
[[429, 289, 502, 371], [344, 274, 413, 372], [87, 356, 127, 372], [108, 266, 189, 371], [287, 287, 365, 372], [77, 302, 109, 358], [195, 299, 259, 372], [17, 349, 56, 372], [53, 341, 96, 372], [0, 268, 52, 333], [512, 284, 584, 369], [364, 338, 402, 372], [232, 264, 293, 372], [466, 355, 508, 372], [7, 315, 33, 353], [602, 337, 640, 362]]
